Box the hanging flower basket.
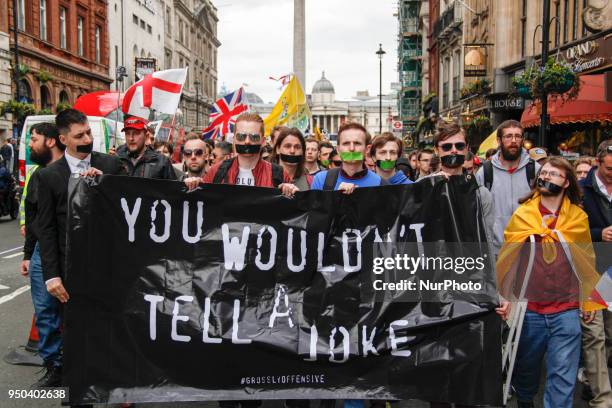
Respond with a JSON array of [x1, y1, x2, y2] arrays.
[[56, 102, 72, 113], [530, 57, 580, 101], [512, 67, 537, 99], [0, 100, 36, 121], [36, 70, 53, 83]]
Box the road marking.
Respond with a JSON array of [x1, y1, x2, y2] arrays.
[[3, 252, 23, 259], [0, 285, 30, 305], [0, 246, 22, 256], [0, 284, 9, 290]]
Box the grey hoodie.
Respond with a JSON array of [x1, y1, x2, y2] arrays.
[[475, 149, 540, 254]]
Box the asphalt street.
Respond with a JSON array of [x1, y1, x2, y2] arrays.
[[0, 216, 602, 407]]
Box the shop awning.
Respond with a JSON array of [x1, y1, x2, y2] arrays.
[[520, 74, 612, 128]]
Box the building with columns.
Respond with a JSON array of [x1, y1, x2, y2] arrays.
[[247, 72, 399, 138]]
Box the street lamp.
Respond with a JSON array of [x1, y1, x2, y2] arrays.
[[194, 80, 200, 130], [376, 43, 386, 135]]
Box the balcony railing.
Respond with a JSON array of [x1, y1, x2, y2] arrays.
[[432, 1, 462, 39]]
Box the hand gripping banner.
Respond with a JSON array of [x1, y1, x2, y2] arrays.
[[64, 175, 502, 405]]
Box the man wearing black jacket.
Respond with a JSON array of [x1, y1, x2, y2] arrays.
[[116, 116, 176, 180], [579, 140, 612, 407], [36, 109, 126, 387], [19, 122, 65, 387]]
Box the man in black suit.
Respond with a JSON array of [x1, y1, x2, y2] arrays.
[[35, 109, 126, 387]]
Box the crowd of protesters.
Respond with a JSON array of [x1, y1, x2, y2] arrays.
[[15, 109, 611, 408]]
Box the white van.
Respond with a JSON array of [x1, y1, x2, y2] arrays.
[[18, 115, 124, 186]]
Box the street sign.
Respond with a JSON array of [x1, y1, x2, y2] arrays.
[[392, 121, 403, 131]]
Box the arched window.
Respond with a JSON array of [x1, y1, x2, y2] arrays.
[[40, 85, 52, 110], [18, 79, 32, 103], [59, 90, 70, 104]]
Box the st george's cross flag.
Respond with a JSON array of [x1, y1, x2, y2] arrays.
[[591, 266, 612, 310], [122, 68, 187, 119], [202, 87, 248, 140]]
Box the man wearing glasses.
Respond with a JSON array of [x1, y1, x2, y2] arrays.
[[117, 116, 177, 180], [184, 113, 290, 190], [475, 120, 539, 254], [181, 134, 210, 179]]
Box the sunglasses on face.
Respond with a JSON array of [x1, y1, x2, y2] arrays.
[[235, 133, 262, 143], [439, 142, 467, 152], [184, 149, 205, 157]]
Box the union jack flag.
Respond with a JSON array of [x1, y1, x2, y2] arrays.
[[202, 87, 248, 140]]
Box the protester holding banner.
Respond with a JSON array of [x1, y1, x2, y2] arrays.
[[370, 132, 412, 185], [185, 113, 292, 194], [270, 128, 311, 191], [496, 157, 604, 408], [154, 141, 185, 180], [18, 123, 65, 388], [311, 122, 384, 192], [304, 137, 322, 175], [35, 109, 127, 390], [578, 139, 612, 407], [116, 117, 177, 180]]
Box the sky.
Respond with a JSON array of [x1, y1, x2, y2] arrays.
[[216, 0, 399, 103]]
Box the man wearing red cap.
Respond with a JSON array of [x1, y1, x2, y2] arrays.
[[117, 116, 176, 180]]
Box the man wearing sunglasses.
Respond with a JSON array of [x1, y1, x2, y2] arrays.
[[181, 134, 210, 179], [184, 113, 290, 190], [117, 116, 177, 180], [475, 120, 539, 255]]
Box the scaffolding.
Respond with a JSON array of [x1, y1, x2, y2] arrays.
[[397, 0, 423, 134]]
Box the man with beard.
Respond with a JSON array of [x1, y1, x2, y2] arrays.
[[117, 117, 176, 179], [182, 135, 209, 179], [496, 157, 603, 408], [475, 120, 539, 254], [18, 123, 65, 387]]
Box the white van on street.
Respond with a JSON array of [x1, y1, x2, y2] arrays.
[[17, 115, 124, 186]]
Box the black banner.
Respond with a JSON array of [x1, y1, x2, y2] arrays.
[[64, 175, 502, 405]]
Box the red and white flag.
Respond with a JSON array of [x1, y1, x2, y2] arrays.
[[122, 68, 187, 118]]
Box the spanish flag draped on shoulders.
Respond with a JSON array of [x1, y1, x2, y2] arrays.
[[496, 190, 605, 313]]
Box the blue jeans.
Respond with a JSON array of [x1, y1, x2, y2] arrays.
[[29, 242, 62, 367], [512, 309, 581, 408]]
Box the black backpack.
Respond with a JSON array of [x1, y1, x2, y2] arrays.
[[482, 159, 536, 191], [322, 168, 388, 191], [212, 158, 285, 187]]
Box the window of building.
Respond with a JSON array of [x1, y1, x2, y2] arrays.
[[442, 58, 449, 109], [140, 19, 145, 29], [147, 24, 152, 34], [572, 0, 579, 40], [115, 45, 119, 69], [77, 16, 84, 56], [60, 7, 67, 49], [166, 6, 171, 33], [39, 0, 47, 40], [563, 0, 569, 43], [17, 0, 26, 31], [452, 50, 460, 104], [520, 0, 527, 57], [133, 14, 138, 25], [179, 19, 184, 43], [95, 26, 101, 63]]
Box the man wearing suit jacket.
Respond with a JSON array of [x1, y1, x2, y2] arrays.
[[35, 109, 126, 388]]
